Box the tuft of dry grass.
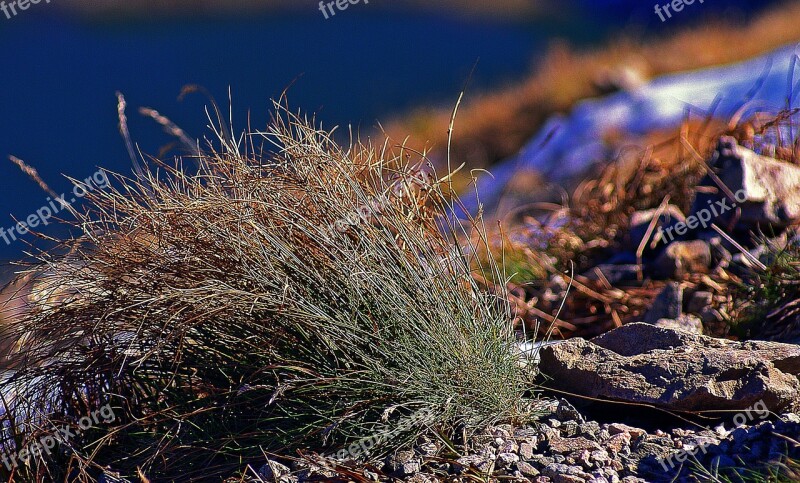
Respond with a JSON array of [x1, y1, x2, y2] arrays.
[[0, 105, 537, 481]]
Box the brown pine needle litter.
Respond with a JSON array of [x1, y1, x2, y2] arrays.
[[0, 103, 539, 481]]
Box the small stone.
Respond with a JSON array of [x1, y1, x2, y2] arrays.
[[548, 435, 603, 454], [515, 427, 541, 440], [478, 449, 497, 463], [475, 459, 494, 473], [520, 441, 537, 459], [386, 450, 421, 476], [556, 400, 585, 423], [497, 452, 520, 468], [643, 282, 683, 324], [607, 423, 646, 440], [692, 137, 800, 231], [499, 440, 519, 454], [553, 476, 586, 483], [539, 425, 561, 442], [542, 463, 593, 483], [591, 449, 611, 467], [653, 240, 712, 278], [561, 420, 580, 437], [580, 421, 601, 440], [604, 433, 631, 455], [493, 425, 513, 439], [782, 413, 800, 424], [405, 474, 437, 483], [597, 468, 621, 483], [576, 449, 593, 469], [653, 314, 704, 335], [258, 459, 290, 481], [687, 291, 714, 314], [529, 454, 556, 468], [518, 460, 541, 477]]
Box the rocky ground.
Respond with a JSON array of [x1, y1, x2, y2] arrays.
[[250, 323, 800, 482], [254, 397, 800, 482]]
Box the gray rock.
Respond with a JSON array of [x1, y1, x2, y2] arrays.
[[653, 314, 704, 335], [386, 450, 421, 476], [497, 452, 520, 467], [692, 136, 800, 231], [603, 433, 631, 456], [529, 454, 556, 468], [643, 282, 683, 324], [620, 477, 647, 483], [591, 448, 611, 466], [580, 421, 601, 440], [687, 291, 714, 314], [542, 463, 593, 483], [518, 460, 541, 477], [561, 420, 580, 437], [498, 439, 519, 454], [653, 240, 712, 279], [556, 399, 585, 424], [594, 468, 621, 483], [547, 435, 603, 454], [607, 423, 646, 440], [538, 323, 800, 412], [259, 459, 291, 481], [520, 441, 537, 459]]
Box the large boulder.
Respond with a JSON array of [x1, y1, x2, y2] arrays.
[[538, 323, 800, 413]]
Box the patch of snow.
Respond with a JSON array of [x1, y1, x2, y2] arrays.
[[472, 43, 800, 213]]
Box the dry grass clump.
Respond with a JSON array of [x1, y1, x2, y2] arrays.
[[0, 106, 535, 481]]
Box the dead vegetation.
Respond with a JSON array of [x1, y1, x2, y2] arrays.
[[0, 104, 538, 482]]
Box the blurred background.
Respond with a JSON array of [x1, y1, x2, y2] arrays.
[[0, 0, 792, 260]]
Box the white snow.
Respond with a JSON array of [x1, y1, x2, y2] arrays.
[[472, 43, 800, 212]]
